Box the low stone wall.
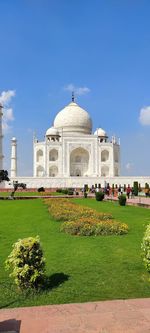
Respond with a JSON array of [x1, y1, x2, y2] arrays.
[[1, 176, 150, 189]]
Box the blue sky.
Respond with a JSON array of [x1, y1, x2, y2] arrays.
[[0, 0, 150, 176]]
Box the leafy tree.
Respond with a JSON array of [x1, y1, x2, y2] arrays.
[[0, 170, 10, 183], [10, 181, 26, 198]]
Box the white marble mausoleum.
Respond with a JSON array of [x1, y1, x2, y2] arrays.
[[1, 97, 150, 189], [33, 97, 120, 181]]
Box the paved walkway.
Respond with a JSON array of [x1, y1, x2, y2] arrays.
[[127, 197, 150, 207], [1, 193, 150, 208], [106, 196, 150, 208], [0, 298, 150, 333]]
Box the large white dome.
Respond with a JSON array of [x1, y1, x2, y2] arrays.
[[53, 102, 92, 134]]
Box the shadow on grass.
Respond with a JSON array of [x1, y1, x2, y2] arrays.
[[0, 273, 70, 304], [44, 272, 70, 291], [0, 319, 21, 332]]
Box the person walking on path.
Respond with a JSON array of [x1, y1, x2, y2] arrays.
[[126, 185, 131, 199]]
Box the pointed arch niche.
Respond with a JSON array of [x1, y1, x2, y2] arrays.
[[49, 149, 58, 161], [49, 165, 58, 177], [70, 147, 89, 176], [101, 150, 109, 162], [36, 165, 44, 177], [36, 149, 43, 163]]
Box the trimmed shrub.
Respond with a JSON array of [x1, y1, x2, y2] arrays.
[[145, 183, 150, 197], [61, 189, 68, 194], [95, 191, 104, 201], [133, 181, 138, 196], [141, 225, 150, 273], [68, 190, 74, 195], [5, 236, 46, 290], [38, 187, 45, 192], [118, 194, 126, 206], [56, 188, 62, 193]]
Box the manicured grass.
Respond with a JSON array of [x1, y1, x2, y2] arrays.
[[0, 198, 150, 309], [0, 191, 63, 197]]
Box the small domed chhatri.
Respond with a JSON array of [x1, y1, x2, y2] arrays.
[[46, 126, 59, 136], [94, 128, 107, 137], [54, 101, 92, 134]]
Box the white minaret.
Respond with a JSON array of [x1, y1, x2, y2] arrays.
[[10, 137, 17, 178], [0, 103, 4, 170]]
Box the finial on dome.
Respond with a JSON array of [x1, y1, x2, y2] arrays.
[[72, 91, 75, 102]]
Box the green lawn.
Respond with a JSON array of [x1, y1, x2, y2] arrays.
[[0, 191, 62, 197], [0, 198, 150, 309]]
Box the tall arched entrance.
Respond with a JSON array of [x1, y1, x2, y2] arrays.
[[70, 147, 89, 176]]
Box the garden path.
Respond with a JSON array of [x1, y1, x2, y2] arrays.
[[0, 298, 150, 332]]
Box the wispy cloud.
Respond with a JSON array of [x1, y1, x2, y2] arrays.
[[125, 162, 134, 171], [0, 90, 16, 133], [4, 108, 14, 121], [139, 106, 150, 125], [0, 90, 15, 105], [64, 83, 90, 96]]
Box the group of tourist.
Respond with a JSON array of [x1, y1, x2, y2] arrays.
[[81, 183, 150, 198], [84, 185, 135, 199]]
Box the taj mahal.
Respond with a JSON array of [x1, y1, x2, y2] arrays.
[[0, 95, 150, 189], [33, 94, 120, 179]]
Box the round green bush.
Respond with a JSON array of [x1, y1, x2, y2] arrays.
[[118, 194, 126, 206], [37, 187, 45, 192], [5, 236, 46, 290], [56, 188, 62, 193], [141, 224, 150, 273], [62, 189, 68, 194], [95, 191, 104, 201], [68, 190, 74, 195]]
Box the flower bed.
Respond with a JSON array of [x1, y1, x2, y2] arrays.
[[44, 199, 128, 236], [61, 218, 128, 236], [45, 199, 112, 221]]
